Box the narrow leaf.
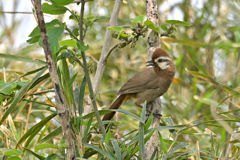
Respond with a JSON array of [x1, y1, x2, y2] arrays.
[[38, 127, 62, 144], [186, 69, 240, 98], [24, 147, 45, 160], [107, 26, 124, 32], [16, 113, 57, 148], [83, 142, 115, 160], [165, 20, 192, 26], [0, 68, 47, 125], [112, 140, 121, 160], [79, 76, 86, 114], [0, 53, 46, 65], [35, 144, 58, 151]]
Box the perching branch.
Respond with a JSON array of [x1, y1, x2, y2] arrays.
[[144, 0, 161, 159], [33, 0, 76, 159]]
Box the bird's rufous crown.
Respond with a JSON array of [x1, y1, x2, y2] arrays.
[[151, 48, 170, 61]]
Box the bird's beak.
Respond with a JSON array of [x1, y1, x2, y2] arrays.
[[146, 61, 156, 67]]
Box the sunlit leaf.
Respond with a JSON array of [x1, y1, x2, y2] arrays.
[[144, 20, 160, 33], [42, 3, 67, 15], [131, 15, 145, 25], [107, 26, 124, 32], [165, 20, 192, 26], [59, 39, 77, 47]]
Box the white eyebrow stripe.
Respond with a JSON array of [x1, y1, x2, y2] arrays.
[[158, 56, 171, 60], [155, 56, 171, 62]]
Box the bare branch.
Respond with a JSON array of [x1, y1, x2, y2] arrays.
[[92, 0, 123, 94], [33, 0, 76, 159]]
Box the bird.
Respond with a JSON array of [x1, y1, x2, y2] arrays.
[[102, 48, 176, 123]]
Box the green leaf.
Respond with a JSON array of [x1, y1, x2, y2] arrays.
[[54, 0, 74, 5], [29, 19, 59, 37], [160, 24, 168, 31], [163, 142, 189, 160], [83, 142, 115, 160], [7, 156, 22, 160], [16, 113, 57, 148], [27, 36, 41, 44], [77, 41, 90, 51], [131, 15, 145, 25], [24, 148, 45, 160], [165, 20, 192, 26], [110, 109, 144, 123], [0, 68, 47, 125], [139, 102, 146, 158], [186, 69, 240, 98], [158, 132, 168, 154], [79, 76, 86, 114], [38, 127, 62, 144], [0, 81, 17, 95], [57, 52, 73, 61], [42, 3, 67, 15], [39, 24, 66, 54], [59, 39, 77, 47], [93, 16, 106, 22], [105, 129, 111, 144], [112, 140, 121, 160], [83, 116, 93, 142], [35, 143, 58, 152], [4, 149, 23, 156], [144, 112, 153, 131], [0, 126, 18, 145], [0, 53, 46, 65], [46, 154, 58, 160], [107, 26, 124, 32], [144, 20, 160, 33]]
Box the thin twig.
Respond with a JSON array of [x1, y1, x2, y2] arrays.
[[73, 0, 93, 3], [86, 55, 99, 64], [78, 0, 107, 138], [65, 26, 80, 41], [103, 42, 121, 63]]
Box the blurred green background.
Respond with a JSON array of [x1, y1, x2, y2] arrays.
[[1, 0, 240, 159]]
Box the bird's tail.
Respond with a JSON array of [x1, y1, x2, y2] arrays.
[[102, 94, 126, 121]]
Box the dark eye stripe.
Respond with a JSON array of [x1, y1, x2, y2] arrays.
[[158, 59, 168, 63]]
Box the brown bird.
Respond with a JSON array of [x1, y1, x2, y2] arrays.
[[102, 48, 176, 122]]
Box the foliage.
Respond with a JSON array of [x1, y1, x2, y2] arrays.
[[0, 0, 240, 159]]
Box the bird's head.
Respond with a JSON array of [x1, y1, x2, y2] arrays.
[[146, 48, 173, 70]]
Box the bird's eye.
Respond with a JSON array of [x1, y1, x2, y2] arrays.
[[158, 59, 163, 62]]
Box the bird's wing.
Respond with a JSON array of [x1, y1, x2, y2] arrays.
[[117, 67, 160, 95]]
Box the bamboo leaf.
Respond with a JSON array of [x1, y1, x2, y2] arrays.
[[0, 53, 46, 65], [38, 127, 62, 144], [0, 68, 47, 125], [16, 113, 57, 148], [186, 69, 240, 98], [83, 142, 115, 160]]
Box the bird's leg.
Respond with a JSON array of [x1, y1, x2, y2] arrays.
[[135, 103, 152, 113]]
